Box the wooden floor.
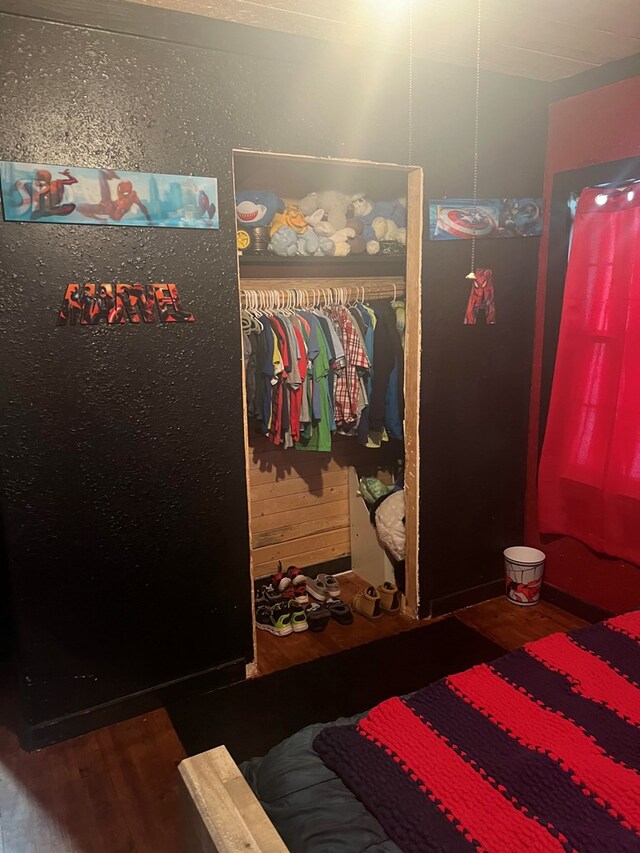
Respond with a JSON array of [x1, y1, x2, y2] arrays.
[[256, 572, 588, 677], [0, 596, 587, 852], [457, 596, 587, 648], [256, 571, 419, 676], [0, 700, 186, 853]]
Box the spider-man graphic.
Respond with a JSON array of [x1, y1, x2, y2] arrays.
[[14, 168, 78, 220], [506, 578, 541, 604], [464, 268, 496, 325], [78, 169, 151, 223], [198, 189, 216, 220]]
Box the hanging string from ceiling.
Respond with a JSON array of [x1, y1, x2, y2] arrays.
[[466, 0, 483, 281]]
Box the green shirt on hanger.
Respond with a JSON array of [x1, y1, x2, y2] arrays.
[[296, 323, 332, 453]]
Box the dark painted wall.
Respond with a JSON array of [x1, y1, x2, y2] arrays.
[[0, 13, 262, 733], [415, 64, 549, 609], [0, 4, 411, 739], [0, 0, 549, 737]]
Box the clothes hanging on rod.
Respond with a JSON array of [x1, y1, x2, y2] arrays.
[[241, 288, 405, 452]]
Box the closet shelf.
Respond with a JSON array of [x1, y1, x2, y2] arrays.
[[238, 254, 406, 280]]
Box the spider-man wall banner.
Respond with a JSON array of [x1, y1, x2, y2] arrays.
[[0, 162, 219, 229], [56, 283, 195, 326], [428, 198, 543, 240]]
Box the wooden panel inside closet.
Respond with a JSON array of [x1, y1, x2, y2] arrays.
[[248, 433, 399, 577], [234, 149, 423, 624]]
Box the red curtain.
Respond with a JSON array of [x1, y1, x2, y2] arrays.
[[539, 184, 640, 563]]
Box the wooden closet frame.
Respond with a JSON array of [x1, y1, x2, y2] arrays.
[[232, 150, 423, 676]]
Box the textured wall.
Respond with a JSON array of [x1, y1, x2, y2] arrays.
[[0, 9, 410, 731], [415, 62, 549, 607], [0, 0, 550, 735]]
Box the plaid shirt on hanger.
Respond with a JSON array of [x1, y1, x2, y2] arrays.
[[328, 306, 370, 430]]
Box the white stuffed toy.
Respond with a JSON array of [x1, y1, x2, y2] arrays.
[[304, 207, 355, 256], [328, 226, 356, 257], [298, 191, 355, 231]]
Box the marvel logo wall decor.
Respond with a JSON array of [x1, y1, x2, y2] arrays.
[[57, 283, 195, 326], [0, 162, 219, 229]]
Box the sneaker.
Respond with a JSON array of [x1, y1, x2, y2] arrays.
[[288, 601, 309, 633], [256, 602, 293, 637], [286, 565, 309, 604], [272, 563, 296, 600], [305, 602, 331, 632], [254, 583, 282, 608], [317, 573, 341, 599], [306, 574, 340, 602], [326, 598, 353, 625]]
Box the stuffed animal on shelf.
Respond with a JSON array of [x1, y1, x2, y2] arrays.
[[304, 207, 334, 238], [296, 229, 335, 257], [268, 225, 298, 257], [269, 204, 308, 237], [235, 190, 284, 228], [298, 191, 355, 231], [328, 226, 356, 257], [347, 197, 407, 254], [303, 207, 349, 256], [345, 218, 366, 254]]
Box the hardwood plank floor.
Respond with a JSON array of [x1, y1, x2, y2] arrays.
[[256, 574, 589, 676], [256, 571, 419, 677], [457, 597, 587, 649], [0, 594, 590, 851], [0, 704, 186, 853]]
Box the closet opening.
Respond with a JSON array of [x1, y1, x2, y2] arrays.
[[233, 150, 423, 676]]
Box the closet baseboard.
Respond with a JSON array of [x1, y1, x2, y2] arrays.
[[429, 578, 505, 618], [541, 584, 614, 624], [19, 658, 247, 751], [304, 556, 352, 578]]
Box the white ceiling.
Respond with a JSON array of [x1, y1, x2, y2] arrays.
[[123, 0, 640, 81]]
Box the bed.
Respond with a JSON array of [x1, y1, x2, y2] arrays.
[[179, 610, 640, 853]]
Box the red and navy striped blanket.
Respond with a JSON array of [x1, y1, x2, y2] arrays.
[[314, 611, 640, 853]]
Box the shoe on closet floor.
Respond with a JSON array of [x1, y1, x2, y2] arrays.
[[317, 573, 340, 598], [286, 565, 309, 605], [377, 581, 400, 613], [305, 603, 331, 632], [326, 599, 353, 625], [288, 601, 309, 633], [271, 565, 296, 601], [254, 583, 283, 608], [351, 586, 382, 620], [306, 573, 341, 602], [256, 603, 293, 637]]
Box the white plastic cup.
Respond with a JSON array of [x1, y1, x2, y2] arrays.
[[503, 546, 545, 606]]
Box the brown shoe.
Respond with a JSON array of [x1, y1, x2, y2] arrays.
[[378, 582, 400, 613], [351, 586, 382, 620]]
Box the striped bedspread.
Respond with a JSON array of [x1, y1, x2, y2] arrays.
[[314, 611, 640, 853]]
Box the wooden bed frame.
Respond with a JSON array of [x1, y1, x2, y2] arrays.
[[179, 746, 287, 852]]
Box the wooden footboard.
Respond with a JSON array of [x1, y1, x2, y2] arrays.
[[179, 746, 288, 853]]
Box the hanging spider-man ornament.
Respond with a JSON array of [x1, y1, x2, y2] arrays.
[[464, 268, 496, 325]]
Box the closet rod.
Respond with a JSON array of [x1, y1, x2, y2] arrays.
[[240, 281, 405, 307], [240, 276, 405, 296]]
